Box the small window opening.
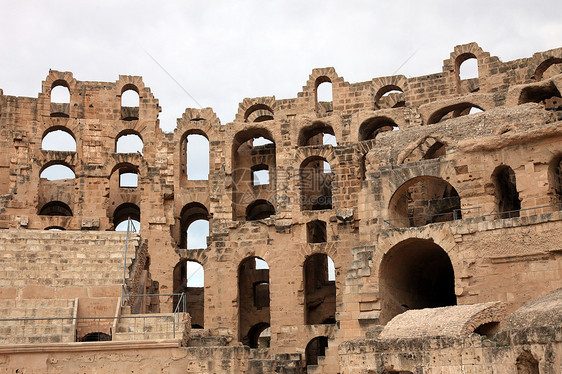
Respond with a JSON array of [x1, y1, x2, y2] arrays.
[[252, 166, 270, 186], [323, 133, 337, 146], [253, 281, 270, 309], [81, 332, 111, 342], [307, 220, 327, 243], [42, 129, 76, 152], [246, 200, 275, 221], [115, 220, 139, 232], [116, 133, 143, 154], [51, 85, 70, 103], [317, 81, 333, 103], [121, 89, 139, 107], [113, 203, 140, 232], [305, 336, 329, 366], [187, 219, 209, 249], [459, 57, 478, 80], [40, 164, 75, 181], [186, 134, 209, 180], [119, 171, 138, 188], [39, 201, 73, 217]]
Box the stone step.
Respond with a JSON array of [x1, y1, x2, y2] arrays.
[[112, 331, 178, 341], [187, 335, 229, 347], [0, 307, 74, 317], [1, 334, 75, 345], [0, 299, 75, 308]]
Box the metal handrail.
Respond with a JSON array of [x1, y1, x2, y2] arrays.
[[481, 202, 562, 220], [383, 206, 481, 227]]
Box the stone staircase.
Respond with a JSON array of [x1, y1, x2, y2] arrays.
[[113, 312, 187, 341], [188, 328, 231, 347], [0, 298, 76, 344], [0, 230, 138, 291], [308, 340, 339, 374]]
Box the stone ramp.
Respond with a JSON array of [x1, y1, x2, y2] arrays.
[[0, 230, 138, 298], [0, 298, 76, 344]]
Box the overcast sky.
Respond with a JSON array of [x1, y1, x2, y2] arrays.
[[0, 0, 560, 133]]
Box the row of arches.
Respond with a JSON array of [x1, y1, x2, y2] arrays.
[[173, 253, 336, 347], [41, 127, 144, 155], [49, 81, 141, 120]]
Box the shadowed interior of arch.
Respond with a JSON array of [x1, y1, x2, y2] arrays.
[[238, 257, 270, 347]]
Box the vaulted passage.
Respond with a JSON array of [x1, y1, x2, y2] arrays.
[[305, 336, 329, 366], [379, 239, 456, 324], [238, 257, 270, 347]]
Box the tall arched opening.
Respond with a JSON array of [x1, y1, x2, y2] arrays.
[[173, 260, 204, 328], [379, 239, 456, 324], [304, 253, 336, 325], [238, 257, 270, 347]]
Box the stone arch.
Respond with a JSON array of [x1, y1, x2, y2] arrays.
[[358, 116, 399, 141], [304, 253, 336, 325], [120, 83, 140, 121], [533, 57, 562, 81], [427, 102, 485, 125], [305, 336, 329, 366], [38, 201, 73, 216], [179, 202, 210, 249], [374, 85, 405, 109], [238, 256, 270, 347], [41, 126, 77, 152], [180, 130, 210, 181], [518, 80, 561, 109], [300, 156, 333, 211], [115, 129, 144, 154], [110, 162, 139, 189], [245, 199, 275, 221], [247, 322, 270, 348], [388, 176, 462, 228], [443, 43, 489, 94], [298, 121, 337, 146], [112, 202, 140, 231], [379, 238, 457, 324], [235, 97, 276, 123], [39, 161, 76, 180], [492, 165, 521, 218], [244, 104, 274, 123]]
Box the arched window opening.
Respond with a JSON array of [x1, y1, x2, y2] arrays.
[[116, 132, 143, 154], [119, 171, 138, 188], [375, 85, 405, 109], [493, 166, 521, 218], [113, 203, 140, 232], [251, 165, 270, 186], [305, 336, 329, 366], [244, 104, 274, 123], [358, 117, 399, 141], [304, 253, 336, 325], [45, 226, 65, 231], [534, 58, 562, 81], [389, 177, 461, 228], [120, 86, 139, 121], [39, 201, 73, 216], [81, 332, 111, 342], [518, 81, 562, 111], [473, 322, 500, 339], [179, 203, 209, 249], [379, 239, 456, 324], [51, 84, 70, 103], [40, 164, 75, 181], [301, 157, 333, 211], [516, 351, 539, 374], [238, 257, 270, 347], [307, 220, 327, 243], [316, 77, 333, 114], [232, 129, 276, 221], [184, 133, 209, 181], [187, 219, 209, 249], [42, 128, 76, 152], [298, 122, 336, 147], [548, 156, 562, 204], [173, 260, 204, 328], [459, 57, 478, 80], [427, 103, 485, 125], [246, 199, 275, 221]]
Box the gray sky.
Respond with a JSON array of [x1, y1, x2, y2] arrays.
[[1, 0, 560, 132]]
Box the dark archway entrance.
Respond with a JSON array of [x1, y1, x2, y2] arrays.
[[379, 239, 456, 324]]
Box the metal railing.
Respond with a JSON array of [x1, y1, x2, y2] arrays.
[[481, 202, 562, 220], [0, 313, 187, 344]]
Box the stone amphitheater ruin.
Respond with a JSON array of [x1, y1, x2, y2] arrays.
[[0, 42, 561, 373]]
